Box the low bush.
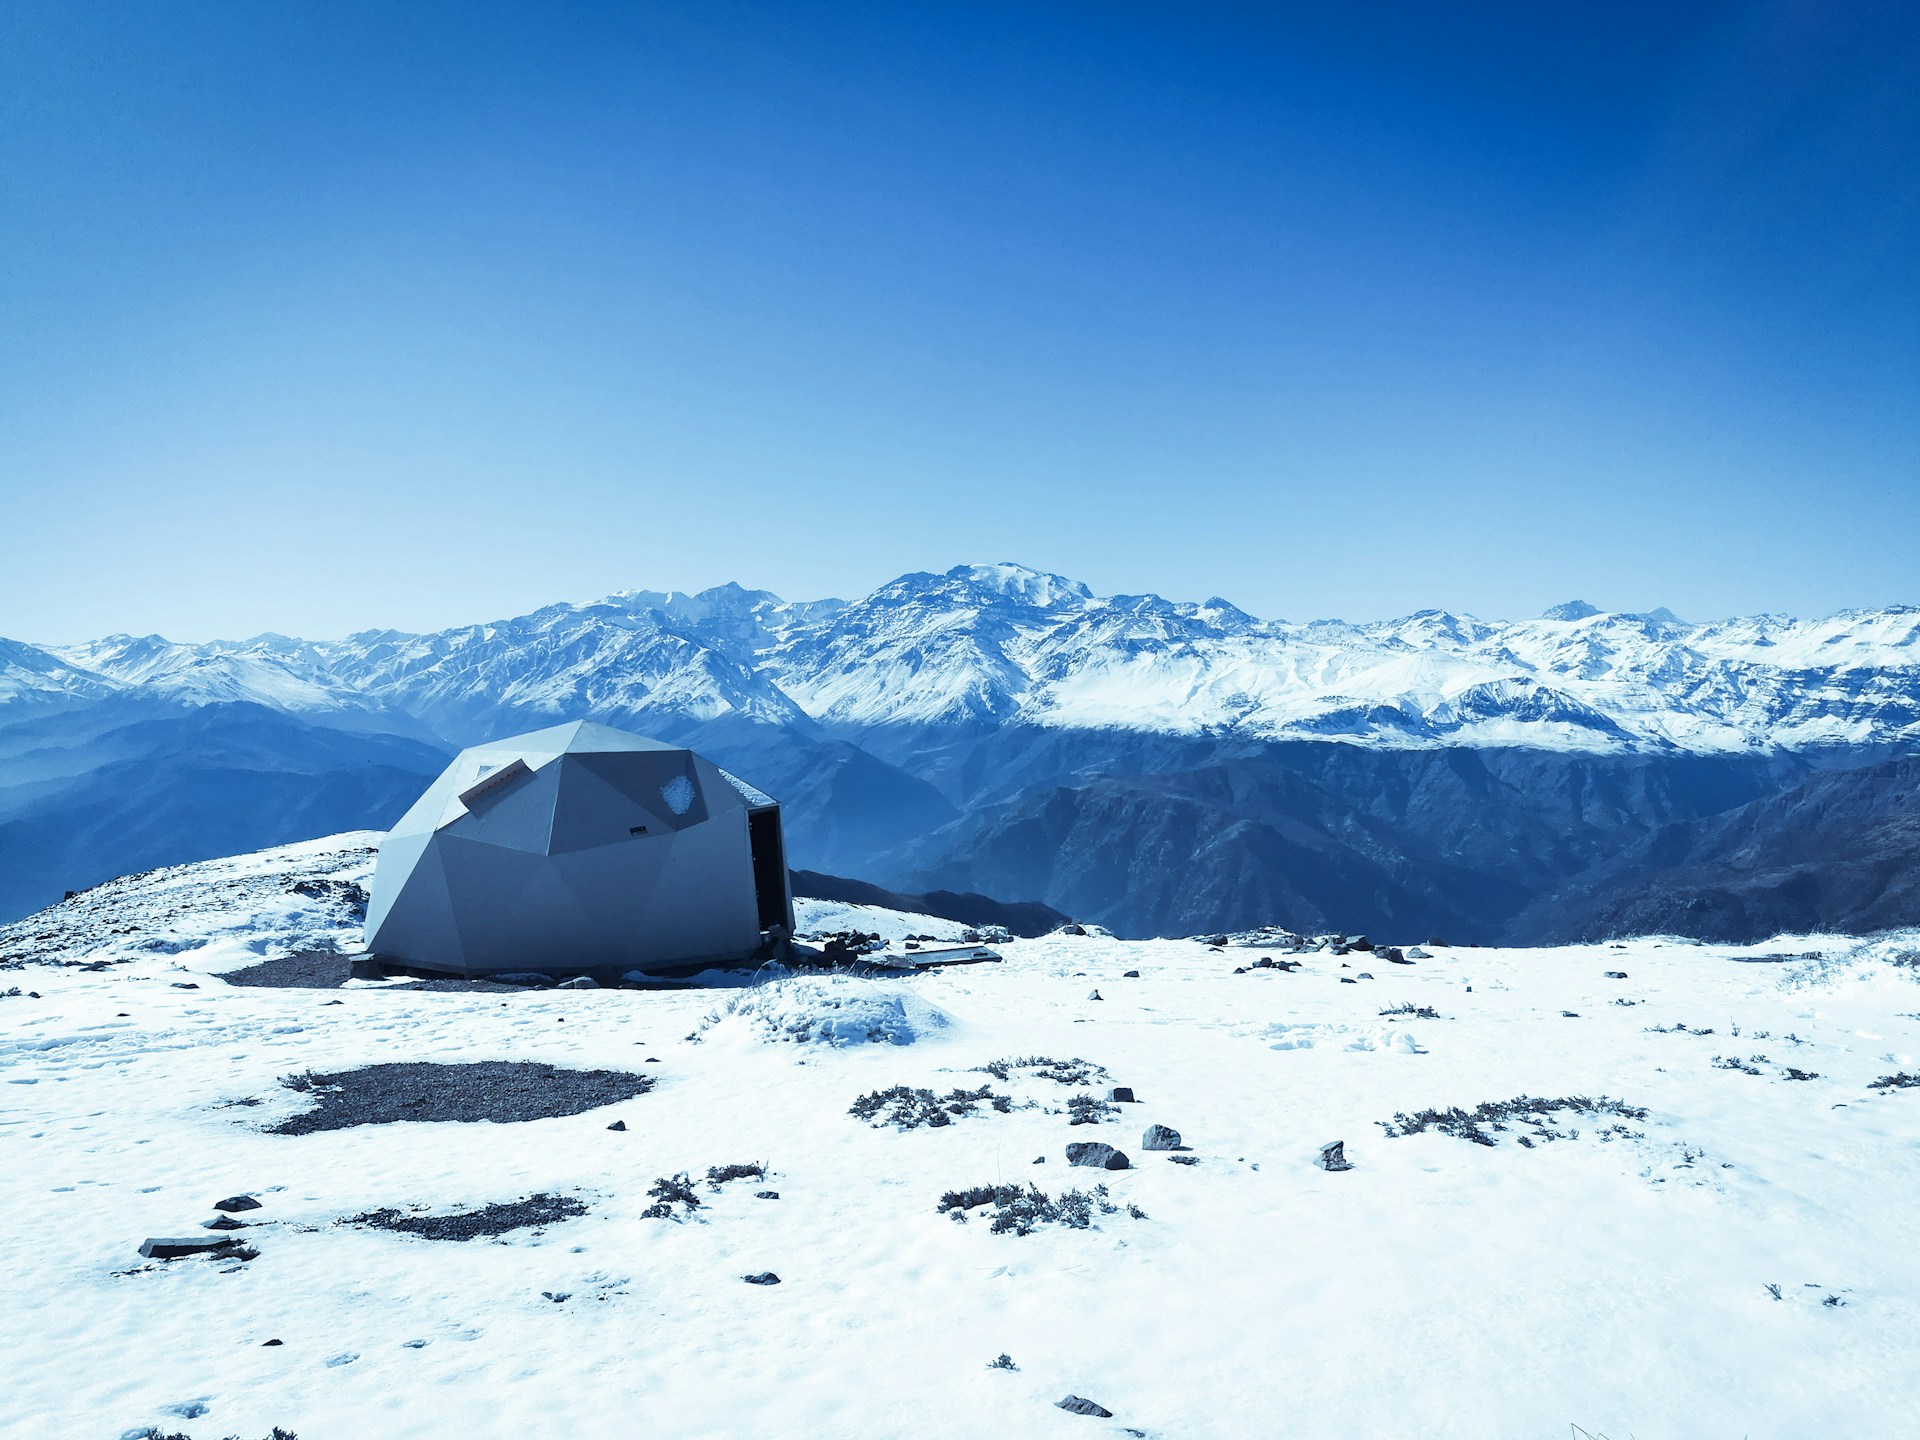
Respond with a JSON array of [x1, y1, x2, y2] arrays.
[[1378, 1003, 1439, 1019], [641, 1173, 702, 1220], [975, 1055, 1107, 1086], [1378, 1095, 1648, 1148], [937, 1181, 1141, 1235], [849, 1084, 1011, 1129]]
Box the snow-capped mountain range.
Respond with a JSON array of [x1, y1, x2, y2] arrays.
[[6, 563, 1920, 940], [10, 562, 1920, 755]]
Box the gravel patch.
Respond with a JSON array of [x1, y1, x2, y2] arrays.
[[349, 1193, 586, 1240], [265, 1061, 654, 1134], [218, 949, 522, 992]]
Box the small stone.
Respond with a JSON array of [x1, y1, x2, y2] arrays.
[[171, 982, 199, 990], [542, 1291, 571, 1303], [1142, 1124, 1182, 1151], [403, 1339, 428, 1349], [1065, 1141, 1130, 1170], [1168, 1154, 1200, 1166], [1233, 966, 1248, 974], [1606, 970, 1629, 979], [1252, 957, 1274, 969], [262, 1339, 283, 1347], [1109, 1086, 1136, 1103], [1060, 923, 1086, 936], [1087, 989, 1102, 1001], [213, 1195, 261, 1213], [1122, 970, 1140, 978], [1339, 976, 1357, 984], [1057, 1395, 1114, 1417], [743, 1271, 781, 1285], [645, 1057, 660, 1063], [201, 1215, 248, 1231], [606, 1120, 626, 1131], [1406, 946, 1431, 959], [1032, 1155, 1046, 1164], [1386, 948, 1411, 964], [1357, 972, 1374, 980], [754, 1190, 780, 1200], [1319, 1140, 1354, 1172]]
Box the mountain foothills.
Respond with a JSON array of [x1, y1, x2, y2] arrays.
[[4, 563, 1919, 940]]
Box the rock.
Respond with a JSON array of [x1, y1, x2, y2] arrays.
[[262, 1339, 283, 1346], [140, 1236, 242, 1260], [1057, 1395, 1114, 1418], [607, 1120, 626, 1131], [1087, 989, 1102, 1001], [1339, 976, 1357, 984], [1318, 1140, 1354, 1172], [558, 976, 599, 989], [1065, 1141, 1130, 1170], [542, 1291, 570, 1303], [1168, 1154, 1200, 1166], [213, 1195, 262, 1213], [1109, 1086, 1136, 1103], [754, 1190, 780, 1200], [1405, 946, 1431, 960], [1061, 924, 1087, 936], [1142, 1124, 1182, 1151], [1122, 970, 1140, 978], [1346, 935, 1373, 952], [170, 982, 199, 989], [1606, 970, 1629, 979], [201, 1215, 249, 1231], [743, 1271, 781, 1285], [1357, 972, 1374, 980], [1033, 1155, 1046, 1164], [1252, 957, 1274, 969], [1385, 947, 1411, 964], [1233, 966, 1248, 974]]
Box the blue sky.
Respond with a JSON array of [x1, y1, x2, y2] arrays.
[[3, 1, 1916, 641]]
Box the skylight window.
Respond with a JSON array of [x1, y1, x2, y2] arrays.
[[660, 774, 696, 816]]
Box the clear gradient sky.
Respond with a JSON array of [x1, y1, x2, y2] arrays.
[[3, 1, 1917, 642]]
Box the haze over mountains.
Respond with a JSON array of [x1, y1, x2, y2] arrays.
[[5, 563, 1918, 939]]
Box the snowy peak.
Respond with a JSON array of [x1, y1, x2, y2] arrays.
[[9, 566, 1920, 756]]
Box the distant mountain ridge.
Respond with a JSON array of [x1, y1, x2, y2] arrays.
[[12, 563, 1920, 754], [4, 563, 1918, 940]]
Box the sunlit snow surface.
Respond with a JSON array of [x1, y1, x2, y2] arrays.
[[5, 838, 1920, 1437]]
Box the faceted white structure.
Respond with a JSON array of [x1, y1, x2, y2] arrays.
[[365, 720, 792, 975]]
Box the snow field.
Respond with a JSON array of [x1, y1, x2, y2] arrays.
[[4, 849, 1920, 1436]]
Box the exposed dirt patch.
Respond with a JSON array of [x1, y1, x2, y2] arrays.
[[349, 1192, 586, 1240], [218, 949, 523, 991], [265, 1061, 654, 1134]]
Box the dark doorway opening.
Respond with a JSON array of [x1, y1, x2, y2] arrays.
[[747, 807, 791, 931]]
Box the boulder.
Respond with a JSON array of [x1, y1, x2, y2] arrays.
[[1318, 1140, 1354, 1172], [743, 1271, 782, 1285], [1066, 1142, 1130, 1170], [558, 976, 600, 990], [1405, 946, 1431, 960], [1060, 924, 1087, 936], [1141, 1124, 1182, 1151], [1109, 1086, 1136, 1103], [213, 1195, 262, 1213], [1057, 1396, 1114, 1418], [1346, 935, 1374, 952], [1385, 947, 1410, 964]]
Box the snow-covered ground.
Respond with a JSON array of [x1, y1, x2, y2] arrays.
[[6, 838, 1920, 1438]]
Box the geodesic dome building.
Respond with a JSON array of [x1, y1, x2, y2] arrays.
[[364, 720, 793, 976]]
